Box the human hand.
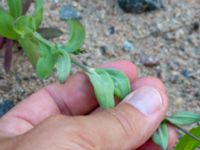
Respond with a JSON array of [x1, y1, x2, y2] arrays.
[[0, 60, 177, 150]]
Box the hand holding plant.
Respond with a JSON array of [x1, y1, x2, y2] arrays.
[[0, 0, 200, 149]]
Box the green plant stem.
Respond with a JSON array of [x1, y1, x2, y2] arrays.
[[173, 124, 200, 142], [71, 58, 91, 72], [33, 32, 54, 47]]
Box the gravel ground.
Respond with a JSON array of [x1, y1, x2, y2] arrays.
[[0, 0, 200, 115]]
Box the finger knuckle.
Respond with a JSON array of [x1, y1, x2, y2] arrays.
[[106, 108, 139, 138]]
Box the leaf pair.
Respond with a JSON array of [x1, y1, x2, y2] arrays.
[[0, 0, 43, 39], [152, 112, 200, 150], [36, 44, 71, 84], [87, 68, 131, 109]]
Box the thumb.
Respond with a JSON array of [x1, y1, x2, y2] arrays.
[[79, 86, 168, 150]]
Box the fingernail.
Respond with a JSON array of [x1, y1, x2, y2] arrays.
[[124, 86, 163, 116]]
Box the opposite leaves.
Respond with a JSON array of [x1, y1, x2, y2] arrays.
[[152, 122, 169, 150], [103, 68, 131, 100], [87, 68, 131, 109]]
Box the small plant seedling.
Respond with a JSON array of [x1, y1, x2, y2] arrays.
[[0, 1, 200, 149], [0, 0, 63, 72]]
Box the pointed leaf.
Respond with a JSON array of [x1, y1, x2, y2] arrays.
[[36, 55, 54, 79], [7, 0, 23, 18], [0, 7, 19, 39], [175, 126, 200, 150], [152, 123, 169, 150], [33, 0, 43, 29], [103, 68, 131, 100], [38, 27, 63, 39], [13, 16, 36, 38], [62, 19, 85, 53], [87, 68, 115, 109], [166, 112, 200, 126], [18, 38, 40, 66], [55, 51, 71, 83]]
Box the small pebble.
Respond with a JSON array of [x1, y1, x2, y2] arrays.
[[180, 69, 190, 78], [59, 5, 81, 21], [100, 46, 114, 57], [194, 91, 200, 100], [140, 55, 160, 67], [163, 32, 175, 41], [191, 21, 199, 32], [108, 26, 115, 35], [169, 74, 179, 84], [168, 61, 180, 70], [123, 41, 135, 52], [175, 97, 183, 108], [0, 100, 14, 117], [50, 0, 59, 9], [118, 0, 165, 13]]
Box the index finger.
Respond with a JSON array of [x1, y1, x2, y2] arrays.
[[0, 60, 138, 136]]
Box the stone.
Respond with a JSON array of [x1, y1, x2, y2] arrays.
[[191, 21, 199, 32], [163, 32, 175, 41], [100, 46, 114, 57], [59, 5, 81, 21], [118, 0, 165, 13], [140, 55, 159, 67], [50, 0, 59, 9], [168, 61, 180, 70], [108, 26, 115, 35], [180, 69, 190, 78], [0, 100, 14, 117], [123, 41, 135, 52], [169, 74, 179, 84]]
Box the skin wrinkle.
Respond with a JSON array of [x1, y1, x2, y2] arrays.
[[108, 109, 134, 138], [44, 87, 73, 115]]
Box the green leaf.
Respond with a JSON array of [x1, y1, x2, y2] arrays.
[[166, 112, 200, 126], [38, 27, 63, 39], [36, 55, 54, 79], [13, 16, 36, 38], [175, 126, 200, 150], [0, 7, 19, 39], [33, 0, 43, 29], [18, 37, 40, 67], [38, 41, 51, 56], [87, 68, 115, 109], [7, 0, 23, 18], [152, 123, 169, 150], [55, 51, 71, 84], [103, 68, 131, 100], [62, 19, 85, 53]]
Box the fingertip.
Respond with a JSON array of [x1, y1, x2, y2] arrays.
[[131, 76, 168, 113], [132, 76, 166, 92], [167, 124, 178, 149]]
